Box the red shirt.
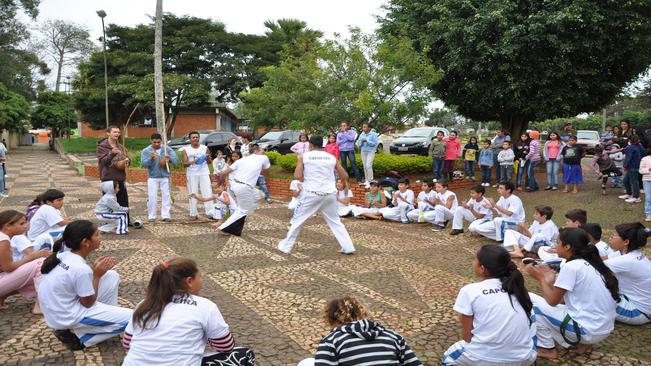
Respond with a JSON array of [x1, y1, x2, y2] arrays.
[[443, 137, 461, 160], [326, 142, 340, 160]]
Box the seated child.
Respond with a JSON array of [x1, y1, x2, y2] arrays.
[[190, 182, 237, 225], [379, 178, 414, 224], [538, 209, 587, 260], [288, 179, 303, 211], [442, 245, 536, 365], [27, 189, 71, 241], [95, 181, 129, 235], [39, 220, 133, 349], [212, 150, 228, 185], [606, 222, 651, 325], [582, 223, 620, 260], [26, 194, 43, 222], [504, 205, 559, 258], [591, 147, 622, 195], [469, 182, 525, 242], [10, 232, 54, 261], [430, 180, 458, 231], [299, 296, 422, 366], [0, 210, 50, 314], [526, 228, 619, 359], [450, 185, 493, 235], [122, 258, 240, 365], [335, 179, 354, 217], [407, 181, 436, 223], [351, 181, 386, 220]]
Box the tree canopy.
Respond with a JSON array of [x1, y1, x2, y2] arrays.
[[31, 90, 77, 134], [241, 29, 441, 133], [381, 0, 651, 137], [0, 82, 31, 132]]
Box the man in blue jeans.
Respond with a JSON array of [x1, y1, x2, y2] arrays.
[[336, 122, 361, 184]]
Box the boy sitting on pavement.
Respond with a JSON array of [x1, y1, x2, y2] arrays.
[[504, 205, 559, 258]]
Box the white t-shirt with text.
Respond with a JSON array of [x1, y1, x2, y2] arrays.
[[229, 154, 271, 187], [183, 145, 210, 177], [606, 250, 651, 315], [302, 151, 337, 194]]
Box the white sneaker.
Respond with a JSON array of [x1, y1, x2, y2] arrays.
[[618, 194, 630, 199], [364, 182, 370, 189], [625, 197, 641, 203]]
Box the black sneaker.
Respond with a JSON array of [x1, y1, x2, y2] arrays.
[[450, 229, 464, 235], [54, 329, 85, 351], [431, 224, 445, 232]]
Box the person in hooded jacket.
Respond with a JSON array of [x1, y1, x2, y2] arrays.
[[297, 296, 422, 366], [95, 181, 129, 235]]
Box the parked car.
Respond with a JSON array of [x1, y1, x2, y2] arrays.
[[389, 127, 449, 156], [204, 131, 240, 156], [168, 130, 214, 151], [576, 130, 601, 155], [255, 130, 302, 154]]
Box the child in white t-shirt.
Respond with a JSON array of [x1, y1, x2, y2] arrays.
[[430, 180, 458, 231], [26, 189, 71, 241], [505, 205, 559, 258], [470, 181, 525, 242], [10, 233, 54, 261], [38, 220, 133, 349], [526, 228, 619, 360], [122, 258, 238, 366], [190, 181, 237, 225], [441, 245, 537, 365], [450, 184, 493, 235], [288, 179, 303, 211], [212, 150, 228, 185], [582, 223, 620, 260], [335, 179, 354, 217], [379, 178, 414, 224], [606, 222, 651, 325], [407, 181, 436, 223]]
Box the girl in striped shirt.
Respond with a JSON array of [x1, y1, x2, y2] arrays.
[[299, 296, 422, 366]]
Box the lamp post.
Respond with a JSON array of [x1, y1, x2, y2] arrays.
[[64, 76, 72, 139], [97, 10, 109, 129]]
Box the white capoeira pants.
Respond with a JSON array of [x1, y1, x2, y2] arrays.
[[379, 203, 413, 223], [434, 205, 455, 224], [187, 174, 213, 217], [218, 182, 258, 236], [147, 177, 171, 220], [406, 206, 434, 223], [530, 293, 609, 349], [616, 295, 651, 325], [503, 230, 551, 252], [469, 217, 519, 241], [278, 192, 355, 254], [441, 340, 537, 366], [96, 212, 128, 235], [59, 270, 133, 347], [452, 208, 481, 230]]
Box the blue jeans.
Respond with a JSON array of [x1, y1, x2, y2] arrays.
[[499, 165, 513, 183], [464, 161, 475, 178], [432, 157, 444, 181], [257, 175, 270, 200], [526, 160, 539, 190], [493, 152, 501, 182], [515, 159, 526, 187], [546, 159, 560, 188], [340, 150, 361, 180], [481, 166, 491, 184], [624, 168, 640, 198], [644, 181, 651, 217]]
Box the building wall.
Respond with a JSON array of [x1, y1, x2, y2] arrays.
[[172, 114, 217, 137]]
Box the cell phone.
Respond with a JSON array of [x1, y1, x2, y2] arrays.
[[522, 258, 543, 266]]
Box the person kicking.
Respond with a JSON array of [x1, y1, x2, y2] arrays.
[[278, 136, 356, 255]]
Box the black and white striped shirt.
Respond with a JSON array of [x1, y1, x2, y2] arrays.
[[315, 319, 422, 366]]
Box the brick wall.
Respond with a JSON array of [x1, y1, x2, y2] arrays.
[[172, 114, 216, 137], [83, 165, 474, 202]]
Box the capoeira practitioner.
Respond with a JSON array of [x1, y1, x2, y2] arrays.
[[469, 181, 525, 241], [430, 180, 458, 231], [449, 184, 492, 235], [217, 144, 270, 236], [278, 136, 356, 254]]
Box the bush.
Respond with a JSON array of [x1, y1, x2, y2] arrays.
[[265, 151, 281, 165], [276, 154, 298, 171]]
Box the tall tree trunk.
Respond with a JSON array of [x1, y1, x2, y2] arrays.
[[501, 118, 529, 141], [154, 0, 166, 145], [55, 53, 64, 92]]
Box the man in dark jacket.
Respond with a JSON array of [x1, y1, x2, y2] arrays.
[[96, 125, 131, 224]]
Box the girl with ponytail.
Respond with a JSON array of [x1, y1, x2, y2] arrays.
[[0, 210, 50, 314], [38, 220, 132, 350], [605, 222, 651, 325], [122, 258, 236, 366], [441, 245, 536, 366], [526, 227, 619, 360]]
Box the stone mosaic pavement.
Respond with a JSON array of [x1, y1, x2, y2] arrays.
[[0, 145, 650, 366]]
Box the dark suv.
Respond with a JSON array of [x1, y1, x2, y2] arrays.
[[255, 130, 302, 154]]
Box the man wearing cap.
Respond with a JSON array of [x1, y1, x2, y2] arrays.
[[217, 144, 270, 236], [278, 136, 356, 254]]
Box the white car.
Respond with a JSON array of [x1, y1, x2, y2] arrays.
[[576, 130, 601, 155]]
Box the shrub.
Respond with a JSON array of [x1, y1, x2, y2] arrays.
[[276, 154, 298, 171], [265, 151, 281, 165]]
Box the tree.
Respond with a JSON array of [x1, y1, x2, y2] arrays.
[[37, 19, 95, 92], [241, 29, 441, 133], [31, 91, 77, 137], [381, 0, 651, 138], [0, 82, 31, 132]]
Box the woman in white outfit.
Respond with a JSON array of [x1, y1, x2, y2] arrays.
[[525, 228, 619, 360], [38, 220, 133, 349]]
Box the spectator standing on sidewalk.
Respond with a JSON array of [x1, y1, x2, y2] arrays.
[[336, 122, 362, 184], [96, 125, 131, 224], [356, 123, 378, 188], [430, 130, 447, 182], [491, 128, 511, 183], [620, 135, 645, 204]]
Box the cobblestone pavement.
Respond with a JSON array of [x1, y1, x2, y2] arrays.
[[0, 145, 649, 366]]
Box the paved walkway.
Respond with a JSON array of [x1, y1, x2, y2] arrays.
[[0, 145, 649, 365]]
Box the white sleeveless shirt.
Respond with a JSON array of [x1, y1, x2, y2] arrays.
[[302, 150, 337, 194]]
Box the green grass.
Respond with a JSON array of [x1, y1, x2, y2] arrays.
[[59, 137, 151, 153]]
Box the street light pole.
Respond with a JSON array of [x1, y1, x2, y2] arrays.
[[97, 10, 109, 129], [65, 76, 72, 139]]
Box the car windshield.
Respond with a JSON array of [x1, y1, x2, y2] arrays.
[[259, 131, 283, 141], [402, 128, 432, 138], [577, 131, 597, 140]]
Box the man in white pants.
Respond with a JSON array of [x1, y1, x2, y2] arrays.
[[278, 136, 356, 254], [182, 131, 213, 220], [356, 123, 378, 188], [218, 144, 270, 236], [469, 181, 525, 241], [141, 133, 179, 221]]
